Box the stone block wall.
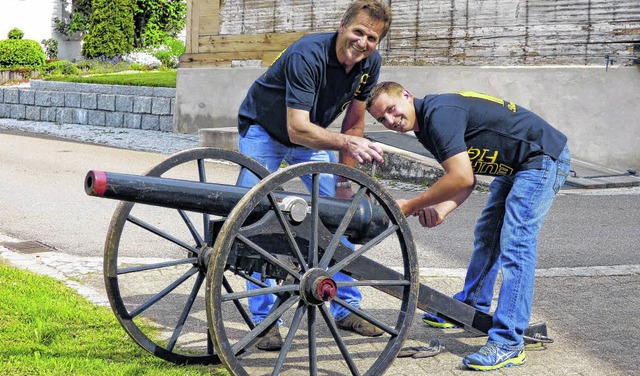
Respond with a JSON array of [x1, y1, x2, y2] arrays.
[[0, 81, 176, 132]]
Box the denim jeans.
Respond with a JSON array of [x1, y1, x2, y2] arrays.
[[453, 144, 571, 350], [237, 125, 362, 323]]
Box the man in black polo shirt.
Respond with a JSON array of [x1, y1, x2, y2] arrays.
[[366, 81, 571, 371], [236, 0, 392, 351]]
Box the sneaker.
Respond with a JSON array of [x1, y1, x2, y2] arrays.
[[335, 313, 384, 337], [463, 343, 526, 371], [255, 324, 283, 351], [422, 312, 459, 329]]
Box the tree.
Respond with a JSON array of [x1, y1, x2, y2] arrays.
[[82, 0, 135, 59], [133, 0, 187, 47]]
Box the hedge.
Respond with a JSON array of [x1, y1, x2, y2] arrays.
[[0, 39, 46, 68]]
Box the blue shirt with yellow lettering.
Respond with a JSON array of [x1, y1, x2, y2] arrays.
[[238, 32, 381, 146], [414, 93, 567, 176]]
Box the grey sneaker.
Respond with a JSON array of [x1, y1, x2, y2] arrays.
[[255, 324, 283, 351], [335, 313, 383, 337]]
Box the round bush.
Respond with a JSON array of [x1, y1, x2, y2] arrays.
[[7, 28, 24, 40], [0, 39, 46, 68]]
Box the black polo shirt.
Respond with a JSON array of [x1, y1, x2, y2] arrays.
[[238, 32, 381, 146], [414, 92, 568, 176]]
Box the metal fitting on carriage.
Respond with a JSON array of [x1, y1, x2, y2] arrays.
[[278, 195, 309, 223]]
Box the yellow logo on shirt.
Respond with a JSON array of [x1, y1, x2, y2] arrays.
[[457, 91, 517, 113], [468, 147, 514, 176]]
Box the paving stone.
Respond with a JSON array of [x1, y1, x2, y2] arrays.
[[65, 92, 82, 108], [19, 90, 35, 105], [81, 93, 97, 110], [141, 114, 159, 130], [24, 106, 40, 121], [158, 115, 174, 132], [10, 104, 25, 119], [133, 96, 152, 114], [115, 95, 134, 112], [4, 89, 19, 104], [105, 112, 124, 128], [151, 97, 172, 115], [123, 113, 142, 129], [87, 110, 106, 126], [97, 94, 116, 111]]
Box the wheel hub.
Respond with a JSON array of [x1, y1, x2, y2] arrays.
[[299, 268, 337, 305]]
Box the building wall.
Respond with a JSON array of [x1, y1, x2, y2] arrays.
[[175, 65, 640, 172], [0, 0, 82, 60], [182, 0, 640, 67], [176, 0, 640, 171]]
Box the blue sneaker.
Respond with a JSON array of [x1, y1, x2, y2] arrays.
[[463, 343, 526, 371], [422, 312, 459, 329]]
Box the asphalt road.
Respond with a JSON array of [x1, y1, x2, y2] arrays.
[[2, 130, 640, 375], [1, 130, 639, 272]]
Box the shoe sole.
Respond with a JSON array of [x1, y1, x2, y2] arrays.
[[463, 353, 526, 371]]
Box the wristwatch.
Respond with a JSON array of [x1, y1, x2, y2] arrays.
[[336, 181, 352, 188]]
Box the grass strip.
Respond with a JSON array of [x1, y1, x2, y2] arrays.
[[45, 70, 177, 88], [0, 263, 225, 375]]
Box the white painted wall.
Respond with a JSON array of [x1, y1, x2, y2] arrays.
[[0, 0, 82, 60]]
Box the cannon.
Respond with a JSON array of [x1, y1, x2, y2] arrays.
[[85, 147, 551, 376]]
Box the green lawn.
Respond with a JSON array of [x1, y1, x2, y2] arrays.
[[0, 263, 225, 375], [45, 70, 177, 88]]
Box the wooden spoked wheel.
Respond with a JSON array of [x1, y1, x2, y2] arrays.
[[206, 162, 419, 375], [103, 147, 269, 365]]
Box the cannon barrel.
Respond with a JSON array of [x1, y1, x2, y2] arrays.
[[85, 170, 390, 242]]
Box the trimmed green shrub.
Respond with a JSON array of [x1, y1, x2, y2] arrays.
[[82, 0, 135, 59], [44, 60, 81, 76], [7, 28, 24, 40], [0, 39, 46, 68]]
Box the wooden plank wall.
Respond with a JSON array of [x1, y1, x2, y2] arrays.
[[181, 0, 640, 67]]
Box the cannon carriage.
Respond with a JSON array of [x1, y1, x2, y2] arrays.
[[85, 147, 550, 375]]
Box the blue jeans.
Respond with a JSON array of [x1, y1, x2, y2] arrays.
[[453, 145, 571, 350], [237, 125, 362, 323]]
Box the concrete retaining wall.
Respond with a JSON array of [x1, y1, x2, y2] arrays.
[[175, 65, 640, 172], [0, 81, 176, 132]]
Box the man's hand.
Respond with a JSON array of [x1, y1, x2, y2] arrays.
[[396, 198, 449, 228], [343, 135, 384, 164], [415, 207, 445, 228]]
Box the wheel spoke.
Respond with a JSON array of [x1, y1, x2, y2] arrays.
[[336, 279, 411, 288], [127, 214, 200, 255], [332, 297, 398, 336], [178, 209, 204, 248], [129, 267, 199, 318], [196, 158, 213, 242], [118, 257, 197, 274], [231, 295, 300, 355], [221, 284, 299, 301], [308, 173, 320, 267], [327, 224, 399, 276], [308, 306, 318, 376], [319, 185, 368, 269], [272, 300, 307, 376], [222, 276, 255, 330], [236, 234, 301, 279], [319, 304, 360, 376], [265, 192, 308, 272], [167, 271, 205, 351]]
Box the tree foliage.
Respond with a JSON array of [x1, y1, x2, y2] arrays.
[[134, 0, 186, 48], [82, 0, 135, 59], [57, 0, 185, 49]]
